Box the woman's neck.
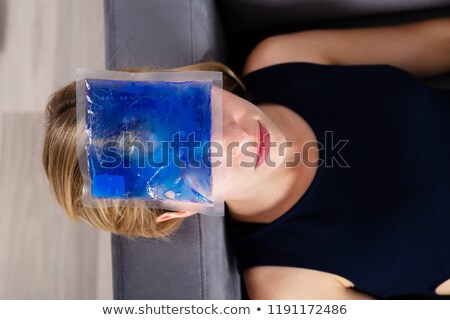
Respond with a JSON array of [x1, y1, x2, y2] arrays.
[[225, 103, 319, 223]]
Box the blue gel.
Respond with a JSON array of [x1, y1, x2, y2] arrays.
[[92, 175, 125, 197], [85, 78, 213, 205]]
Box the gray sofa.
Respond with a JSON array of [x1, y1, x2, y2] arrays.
[[104, 0, 450, 300]]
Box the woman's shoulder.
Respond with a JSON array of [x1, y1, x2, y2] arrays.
[[242, 35, 331, 78], [243, 265, 374, 299], [242, 35, 416, 84]]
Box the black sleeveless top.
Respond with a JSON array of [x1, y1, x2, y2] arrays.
[[225, 62, 450, 299]]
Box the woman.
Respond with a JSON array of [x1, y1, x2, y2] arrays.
[[43, 17, 450, 299]]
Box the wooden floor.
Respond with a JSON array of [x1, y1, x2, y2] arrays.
[[0, 0, 112, 299]]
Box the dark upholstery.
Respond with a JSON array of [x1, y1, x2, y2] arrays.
[[104, 0, 227, 69], [111, 215, 240, 299], [104, 0, 450, 300]]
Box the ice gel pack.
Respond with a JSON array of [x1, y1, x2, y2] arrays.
[[76, 68, 224, 216]]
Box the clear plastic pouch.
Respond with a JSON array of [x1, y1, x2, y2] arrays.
[[76, 68, 224, 216]]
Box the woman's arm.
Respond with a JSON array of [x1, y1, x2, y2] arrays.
[[243, 17, 450, 78]]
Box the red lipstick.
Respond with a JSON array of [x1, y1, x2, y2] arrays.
[[256, 121, 271, 168]]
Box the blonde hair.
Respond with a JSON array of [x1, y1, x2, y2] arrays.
[[42, 61, 245, 239]]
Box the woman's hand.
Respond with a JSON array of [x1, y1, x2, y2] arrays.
[[244, 17, 450, 79]]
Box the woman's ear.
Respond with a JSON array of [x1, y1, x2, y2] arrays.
[[155, 211, 197, 223]]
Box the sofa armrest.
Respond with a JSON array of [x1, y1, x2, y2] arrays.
[[104, 0, 240, 300], [104, 0, 228, 70], [111, 215, 241, 300]]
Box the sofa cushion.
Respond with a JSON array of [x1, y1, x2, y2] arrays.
[[218, 0, 450, 35]]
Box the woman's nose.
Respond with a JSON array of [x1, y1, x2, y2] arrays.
[[223, 124, 252, 158]]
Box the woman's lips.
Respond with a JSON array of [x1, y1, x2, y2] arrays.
[[256, 121, 271, 168]]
